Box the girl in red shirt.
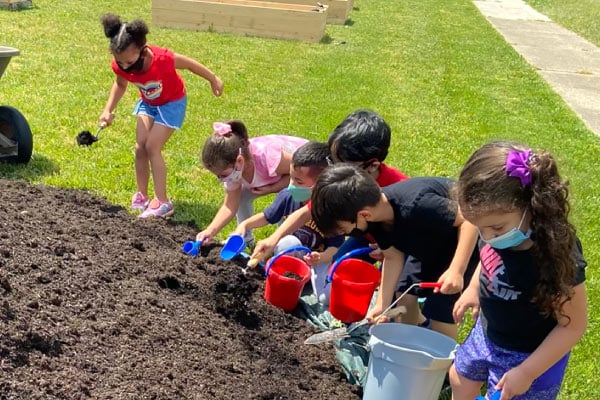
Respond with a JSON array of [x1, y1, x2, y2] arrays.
[[98, 13, 223, 218]]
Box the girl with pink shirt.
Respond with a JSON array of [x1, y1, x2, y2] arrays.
[[197, 120, 308, 246]]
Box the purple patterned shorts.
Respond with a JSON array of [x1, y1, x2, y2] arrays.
[[454, 318, 570, 400]]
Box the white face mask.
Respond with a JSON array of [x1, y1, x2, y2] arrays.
[[218, 168, 242, 183], [218, 160, 243, 183]]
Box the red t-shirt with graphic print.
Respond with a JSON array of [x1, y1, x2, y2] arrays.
[[112, 45, 186, 106]]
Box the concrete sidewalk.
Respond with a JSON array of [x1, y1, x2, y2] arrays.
[[472, 0, 600, 137]]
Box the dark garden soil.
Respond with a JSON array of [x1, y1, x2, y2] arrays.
[[0, 179, 361, 400]]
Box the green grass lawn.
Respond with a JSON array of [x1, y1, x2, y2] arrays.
[[525, 0, 600, 46], [1, 0, 598, 397]]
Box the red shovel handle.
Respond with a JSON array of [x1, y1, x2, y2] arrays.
[[419, 282, 442, 289]]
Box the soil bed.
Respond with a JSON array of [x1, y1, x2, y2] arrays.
[[0, 179, 360, 399]]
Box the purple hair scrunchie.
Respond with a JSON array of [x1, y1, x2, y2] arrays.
[[505, 149, 533, 187]]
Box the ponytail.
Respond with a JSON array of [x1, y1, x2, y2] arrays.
[[202, 120, 251, 171]]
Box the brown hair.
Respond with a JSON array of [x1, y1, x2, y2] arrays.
[[201, 120, 251, 171], [455, 141, 576, 320]]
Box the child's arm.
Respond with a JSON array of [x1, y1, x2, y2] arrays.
[[99, 76, 128, 126], [174, 53, 223, 96], [251, 205, 311, 261], [233, 212, 269, 238], [367, 246, 405, 321], [252, 149, 294, 195], [452, 263, 481, 323], [303, 246, 337, 267], [496, 283, 587, 400], [251, 175, 291, 196], [196, 187, 242, 243], [437, 214, 479, 294]]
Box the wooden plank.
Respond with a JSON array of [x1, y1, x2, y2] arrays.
[[152, 0, 327, 42], [265, 0, 350, 24]]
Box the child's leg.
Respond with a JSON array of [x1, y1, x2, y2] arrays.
[[422, 292, 459, 340], [451, 319, 488, 399], [430, 320, 458, 340], [134, 115, 153, 196], [237, 188, 258, 243], [274, 235, 302, 255], [449, 364, 483, 400], [145, 123, 174, 202], [136, 96, 185, 203], [394, 256, 430, 325], [392, 292, 420, 323], [311, 261, 331, 305]]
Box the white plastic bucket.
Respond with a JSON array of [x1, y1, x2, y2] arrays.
[[363, 323, 457, 400]]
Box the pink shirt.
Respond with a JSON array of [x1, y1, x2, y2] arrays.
[[225, 135, 308, 192]]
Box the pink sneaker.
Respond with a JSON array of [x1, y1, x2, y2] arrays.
[[138, 198, 174, 219], [131, 192, 149, 210]]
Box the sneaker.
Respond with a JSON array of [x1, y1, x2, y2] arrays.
[[138, 198, 174, 219], [131, 192, 149, 210]]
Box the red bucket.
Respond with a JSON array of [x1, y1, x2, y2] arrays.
[[327, 248, 381, 323], [264, 246, 311, 312]]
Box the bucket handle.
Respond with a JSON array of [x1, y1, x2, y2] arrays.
[[326, 247, 373, 283], [264, 245, 311, 277]]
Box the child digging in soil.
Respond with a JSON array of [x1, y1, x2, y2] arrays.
[[98, 13, 223, 219], [196, 120, 307, 248], [250, 109, 409, 263], [233, 141, 344, 305], [450, 141, 587, 400], [310, 164, 479, 340]]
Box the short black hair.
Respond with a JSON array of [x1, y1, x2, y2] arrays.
[[292, 141, 330, 178], [328, 109, 391, 163], [311, 164, 381, 234]]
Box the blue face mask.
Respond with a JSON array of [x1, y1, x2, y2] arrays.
[[481, 210, 532, 249], [288, 183, 312, 202]]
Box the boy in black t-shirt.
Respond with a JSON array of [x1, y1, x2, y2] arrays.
[[310, 164, 479, 339]]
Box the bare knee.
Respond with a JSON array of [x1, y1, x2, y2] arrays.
[[143, 141, 163, 159], [449, 365, 482, 400]]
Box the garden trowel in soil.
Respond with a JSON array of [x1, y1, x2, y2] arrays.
[[304, 305, 406, 345], [304, 281, 442, 345]]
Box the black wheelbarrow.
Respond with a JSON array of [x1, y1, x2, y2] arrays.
[[0, 46, 32, 164]]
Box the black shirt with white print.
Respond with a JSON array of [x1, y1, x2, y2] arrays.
[[478, 238, 586, 352]]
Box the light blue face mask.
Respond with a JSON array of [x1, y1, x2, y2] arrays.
[[481, 210, 532, 249], [287, 183, 312, 202]]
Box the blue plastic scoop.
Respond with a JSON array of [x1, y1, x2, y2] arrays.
[[220, 235, 246, 260], [475, 391, 501, 400], [182, 240, 203, 256]]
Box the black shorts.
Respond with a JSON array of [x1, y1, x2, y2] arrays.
[[395, 255, 477, 324]]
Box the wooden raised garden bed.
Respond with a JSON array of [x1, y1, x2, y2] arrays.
[[266, 0, 351, 24], [152, 0, 328, 42]]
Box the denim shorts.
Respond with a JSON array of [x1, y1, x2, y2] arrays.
[[454, 318, 570, 399], [133, 95, 187, 130]]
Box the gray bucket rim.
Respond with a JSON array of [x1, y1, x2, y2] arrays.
[[369, 322, 458, 360]]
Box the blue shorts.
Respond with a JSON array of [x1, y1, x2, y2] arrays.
[[454, 318, 570, 400], [133, 95, 187, 130]]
